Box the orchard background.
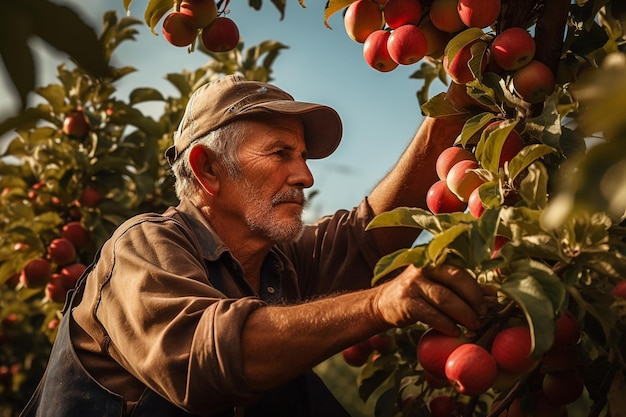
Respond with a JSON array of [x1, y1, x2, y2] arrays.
[[1, 0, 626, 416]]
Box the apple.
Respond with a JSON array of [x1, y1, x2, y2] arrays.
[[457, 0, 500, 29], [446, 159, 484, 202], [62, 221, 91, 248], [444, 38, 488, 84], [201, 17, 240, 52], [179, 0, 218, 29], [491, 235, 508, 259], [541, 344, 579, 372], [368, 333, 395, 353], [419, 19, 450, 59], [344, 0, 384, 43], [79, 186, 101, 208], [387, 24, 427, 65], [62, 110, 90, 139], [491, 326, 540, 374], [512, 60, 556, 103], [492, 369, 521, 391], [363, 29, 399, 72], [162, 12, 198, 47], [445, 343, 498, 396], [342, 340, 374, 366], [429, 0, 466, 33], [20, 258, 52, 287], [542, 370, 585, 405], [550, 310, 581, 350], [417, 328, 468, 380], [483, 121, 525, 168], [423, 369, 450, 388], [467, 186, 484, 218], [490, 27, 536, 71], [383, 0, 422, 29], [426, 180, 468, 214], [45, 274, 69, 303], [612, 280, 626, 298], [436, 146, 476, 180], [60, 263, 87, 289], [47, 238, 77, 266], [428, 395, 459, 417]]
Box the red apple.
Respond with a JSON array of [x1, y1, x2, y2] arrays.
[[62, 221, 91, 248], [79, 186, 101, 208], [60, 263, 87, 289], [162, 12, 198, 47], [429, 395, 460, 417], [45, 274, 69, 303], [363, 29, 399, 72], [419, 19, 450, 59], [426, 180, 468, 214], [550, 310, 581, 350], [445, 343, 498, 396], [612, 280, 626, 298], [20, 258, 52, 287], [383, 0, 422, 29], [490, 27, 536, 71], [387, 24, 427, 65], [436, 146, 476, 180], [444, 38, 489, 84], [429, 0, 466, 33], [467, 186, 484, 218], [446, 159, 484, 202], [179, 0, 218, 29], [344, 0, 384, 43], [542, 344, 579, 372], [491, 326, 540, 374], [201, 17, 240, 52], [47, 238, 77, 266], [542, 370, 585, 405], [492, 235, 508, 258], [368, 333, 395, 353], [457, 0, 500, 28], [417, 328, 468, 380], [513, 60, 556, 104], [62, 110, 90, 139], [342, 340, 374, 366]]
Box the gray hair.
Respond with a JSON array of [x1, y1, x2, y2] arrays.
[[171, 121, 248, 201]]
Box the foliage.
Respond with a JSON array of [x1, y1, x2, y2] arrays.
[[0, 10, 286, 416]]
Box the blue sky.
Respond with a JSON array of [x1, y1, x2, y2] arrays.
[[0, 0, 448, 220]]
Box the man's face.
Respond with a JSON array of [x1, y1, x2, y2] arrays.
[[218, 115, 314, 244]]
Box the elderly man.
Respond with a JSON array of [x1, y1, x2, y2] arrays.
[[21, 74, 485, 417]]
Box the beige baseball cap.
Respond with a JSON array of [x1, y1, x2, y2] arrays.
[[165, 74, 343, 165]]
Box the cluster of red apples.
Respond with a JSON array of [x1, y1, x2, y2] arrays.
[[161, 0, 240, 52], [426, 120, 524, 217], [5, 184, 100, 304], [343, 311, 585, 416], [344, 0, 557, 105]]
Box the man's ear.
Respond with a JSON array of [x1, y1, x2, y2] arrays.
[[189, 145, 220, 196]]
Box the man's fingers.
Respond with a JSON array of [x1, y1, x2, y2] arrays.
[[425, 265, 488, 317]]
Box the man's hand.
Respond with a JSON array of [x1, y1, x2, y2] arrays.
[[373, 264, 487, 336]]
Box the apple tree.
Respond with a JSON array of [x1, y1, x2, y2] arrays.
[[0, 9, 287, 416]]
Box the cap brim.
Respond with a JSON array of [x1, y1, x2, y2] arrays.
[[246, 100, 342, 159]]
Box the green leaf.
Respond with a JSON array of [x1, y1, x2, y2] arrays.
[[508, 144, 556, 183], [371, 246, 428, 285], [476, 119, 519, 173], [428, 224, 472, 266], [129, 88, 165, 104], [374, 386, 398, 417], [144, 0, 173, 35], [323, 0, 353, 29], [518, 162, 549, 209], [477, 181, 501, 209], [367, 207, 431, 231], [443, 28, 486, 69], [358, 368, 394, 403], [500, 259, 566, 356], [457, 112, 496, 148]]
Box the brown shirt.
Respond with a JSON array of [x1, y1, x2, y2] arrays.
[[70, 198, 384, 416]]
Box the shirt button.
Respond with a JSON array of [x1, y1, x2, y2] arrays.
[[267, 286, 275, 294]]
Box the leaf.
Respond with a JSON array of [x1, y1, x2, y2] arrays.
[[476, 119, 519, 173], [442, 28, 486, 70], [144, 0, 173, 35], [518, 162, 549, 209], [29, 0, 111, 79], [269, 0, 287, 20], [421, 92, 470, 118], [457, 112, 496, 148], [367, 207, 431, 231], [324, 0, 353, 29], [507, 144, 557, 183], [129, 88, 165, 104], [428, 224, 472, 266], [374, 386, 398, 417], [371, 246, 428, 285], [500, 259, 566, 357], [34, 84, 67, 113], [358, 368, 394, 403]]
